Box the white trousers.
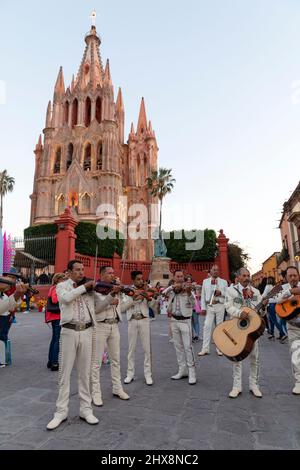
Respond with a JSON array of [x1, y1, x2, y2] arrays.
[[55, 327, 93, 418], [90, 322, 122, 398], [202, 304, 225, 352], [232, 341, 259, 389], [287, 323, 300, 385], [127, 318, 152, 379], [171, 318, 195, 371]]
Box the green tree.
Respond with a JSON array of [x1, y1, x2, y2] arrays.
[[146, 168, 175, 238], [0, 170, 15, 229], [227, 242, 250, 281], [164, 229, 217, 262]]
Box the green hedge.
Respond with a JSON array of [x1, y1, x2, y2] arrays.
[[163, 229, 217, 262], [24, 222, 125, 259], [75, 222, 125, 258]]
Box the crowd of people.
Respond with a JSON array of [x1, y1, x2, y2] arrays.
[[1, 261, 300, 431]]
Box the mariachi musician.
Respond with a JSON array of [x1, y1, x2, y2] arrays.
[[198, 265, 228, 356], [167, 270, 197, 385], [274, 266, 300, 395], [0, 274, 26, 367], [90, 265, 130, 407], [121, 270, 158, 386], [225, 268, 263, 398]]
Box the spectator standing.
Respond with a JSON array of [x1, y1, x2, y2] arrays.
[[45, 273, 66, 371]]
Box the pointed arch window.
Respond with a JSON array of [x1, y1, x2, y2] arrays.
[[66, 143, 74, 170], [72, 98, 78, 128], [58, 194, 65, 214], [96, 97, 102, 123], [81, 193, 91, 212], [97, 142, 103, 170], [85, 97, 92, 127], [64, 101, 69, 125], [54, 147, 61, 174], [83, 144, 92, 171]]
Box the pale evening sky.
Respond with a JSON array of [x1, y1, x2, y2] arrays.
[[1, 0, 300, 273]]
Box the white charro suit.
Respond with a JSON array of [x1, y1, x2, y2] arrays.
[[225, 283, 262, 390], [55, 279, 109, 419], [121, 293, 157, 381], [167, 291, 196, 374], [201, 277, 228, 353], [90, 291, 125, 400], [274, 282, 300, 387]]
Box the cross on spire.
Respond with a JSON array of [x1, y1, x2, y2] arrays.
[[90, 10, 97, 27]]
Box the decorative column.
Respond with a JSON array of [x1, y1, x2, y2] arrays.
[[54, 208, 78, 273], [217, 229, 229, 281]]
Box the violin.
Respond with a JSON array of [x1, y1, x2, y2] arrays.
[[94, 281, 159, 301], [94, 280, 135, 296], [0, 276, 39, 296], [172, 282, 194, 295]]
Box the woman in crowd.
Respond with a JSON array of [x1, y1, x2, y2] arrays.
[[45, 273, 65, 371], [262, 276, 287, 343]]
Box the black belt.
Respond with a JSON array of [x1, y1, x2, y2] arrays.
[[172, 315, 191, 321], [62, 322, 93, 331], [100, 318, 119, 324]]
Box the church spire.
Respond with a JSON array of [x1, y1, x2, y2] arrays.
[[104, 59, 112, 85], [137, 97, 148, 135], [75, 20, 104, 90], [54, 66, 65, 98], [116, 87, 124, 111], [45, 100, 52, 128]]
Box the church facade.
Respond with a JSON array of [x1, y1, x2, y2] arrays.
[[30, 24, 158, 261]]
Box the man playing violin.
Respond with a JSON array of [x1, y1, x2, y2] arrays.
[[274, 266, 300, 395], [90, 266, 130, 407], [168, 270, 197, 385], [0, 275, 27, 367], [47, 260, 116, 430], [121, 270, 158, 386]]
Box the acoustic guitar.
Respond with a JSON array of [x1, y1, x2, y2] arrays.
[[212, 284, 282, 362], [275, 295, 300, 320]]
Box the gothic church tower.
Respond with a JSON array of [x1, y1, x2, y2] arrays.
[[30, 23, 158, 261]]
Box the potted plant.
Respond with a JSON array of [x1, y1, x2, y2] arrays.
[[37, 299, 46, 312]]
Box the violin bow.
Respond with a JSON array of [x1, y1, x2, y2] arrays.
[[93, 244, 98, 282]]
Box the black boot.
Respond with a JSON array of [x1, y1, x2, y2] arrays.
[[51, 363, 59, 371]]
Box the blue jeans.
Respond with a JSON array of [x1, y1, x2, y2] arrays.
[[279, 317, 287, 335], [192, 310, 200, 338], [268, 303, 285, 337], [48, 320, 61, 365], [149, 307, 155, 319]]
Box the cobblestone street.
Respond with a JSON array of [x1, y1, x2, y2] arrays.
[[0, 311, 300, 450]]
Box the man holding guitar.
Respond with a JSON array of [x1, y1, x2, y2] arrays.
[[274, 266, 300, 395], [225, 268, 263, 398]]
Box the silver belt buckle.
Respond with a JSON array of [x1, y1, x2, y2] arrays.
[[76, 323, 85, 331]]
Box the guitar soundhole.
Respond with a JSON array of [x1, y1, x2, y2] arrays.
[[238, 318, 249, 330], [291, 300, 298, 307]]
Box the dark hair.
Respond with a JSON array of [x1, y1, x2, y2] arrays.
[[131, 270, 143, 280], [267, 276, 275, 285], [67, 259, 83, 271], [100, 266, 111, 275], [173, 270, 184, 276], [286, 266, 299, 275]]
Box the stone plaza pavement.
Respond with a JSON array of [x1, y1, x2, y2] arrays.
[[0, 311, 300, 450]]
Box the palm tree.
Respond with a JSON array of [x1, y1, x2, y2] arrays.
[[0, 170, 15, 229], [146, 167, 175, 239]]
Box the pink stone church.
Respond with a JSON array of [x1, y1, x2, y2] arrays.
[[30, 24, 158, 261]]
